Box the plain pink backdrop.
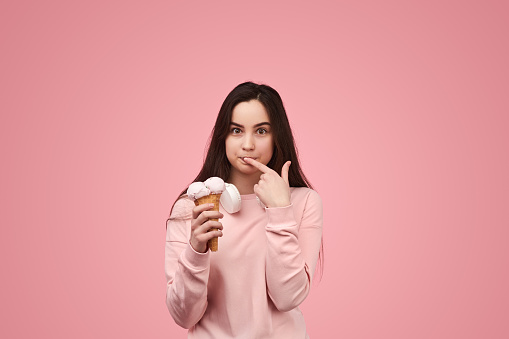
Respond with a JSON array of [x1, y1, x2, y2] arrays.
[[1, 1, 508, 338]]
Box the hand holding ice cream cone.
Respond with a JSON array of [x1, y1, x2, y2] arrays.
[[187, 177, 225, 252]]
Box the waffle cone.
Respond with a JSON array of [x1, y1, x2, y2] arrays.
[[194, 193, 222, 251]]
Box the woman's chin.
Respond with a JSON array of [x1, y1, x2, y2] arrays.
[[232, 164, 259, 176], [240, 168, 258, 175]]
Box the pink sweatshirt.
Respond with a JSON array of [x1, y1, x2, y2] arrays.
[[165, 187, 323, 338]]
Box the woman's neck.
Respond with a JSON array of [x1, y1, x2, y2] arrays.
[[227, 172, 261, 195]]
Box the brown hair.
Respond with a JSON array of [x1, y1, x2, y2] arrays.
[[168, 81, 323, 277]]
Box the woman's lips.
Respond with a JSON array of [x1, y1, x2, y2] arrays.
[[240, 157, 256, 163]]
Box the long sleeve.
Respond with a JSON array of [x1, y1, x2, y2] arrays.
[[165, 198, 210, 329], [265, 189, 323, 312]]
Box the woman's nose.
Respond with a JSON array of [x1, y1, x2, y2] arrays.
[[242, 134, 254, 150]]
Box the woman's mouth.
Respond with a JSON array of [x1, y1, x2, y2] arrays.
[[240, 157, 257, 163]]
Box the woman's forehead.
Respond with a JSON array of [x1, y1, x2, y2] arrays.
[[231, 100, 270, 126]]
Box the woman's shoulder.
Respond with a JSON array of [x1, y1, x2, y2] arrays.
[[289, 187, 323, 222], [169, 195, 195, 220], [290, 187, 322, 205]]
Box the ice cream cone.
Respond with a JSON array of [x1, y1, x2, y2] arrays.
[[194, 193, 222, 251]]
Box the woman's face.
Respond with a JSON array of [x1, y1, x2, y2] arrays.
[[225, 100, 274, 177]]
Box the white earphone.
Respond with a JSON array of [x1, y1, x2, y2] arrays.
[[220, 183, 266, 213]]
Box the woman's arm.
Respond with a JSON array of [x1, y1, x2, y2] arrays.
[[264, 189, 323, 311], [165, 198, 210, 329]]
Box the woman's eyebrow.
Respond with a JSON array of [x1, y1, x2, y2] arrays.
[[230, 122, 271, 128]]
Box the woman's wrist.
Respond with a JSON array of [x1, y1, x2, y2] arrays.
[[190, 239, 207, 253], [266, 200, 291, 208]]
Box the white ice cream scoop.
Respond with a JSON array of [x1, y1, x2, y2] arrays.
[[204, 177, 226, 194], [187, 182, 210, 200]]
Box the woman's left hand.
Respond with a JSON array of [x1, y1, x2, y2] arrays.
[[243, 157, 291, 208]]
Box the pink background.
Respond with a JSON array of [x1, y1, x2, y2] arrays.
[[1, 1, 508, 338]]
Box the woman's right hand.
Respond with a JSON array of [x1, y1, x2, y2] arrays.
[[190, 204, 223, 253]]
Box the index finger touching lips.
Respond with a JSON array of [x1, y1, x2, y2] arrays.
[[243, 157, 270, 173]]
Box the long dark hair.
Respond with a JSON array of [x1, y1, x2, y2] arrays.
[[169, 81, 323, 277]]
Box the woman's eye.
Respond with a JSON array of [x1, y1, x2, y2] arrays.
[[230, 127, 268, 134]]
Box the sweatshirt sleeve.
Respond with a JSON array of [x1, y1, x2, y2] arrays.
[[264, 189, 323, 312], [165, 198, 210, 329]]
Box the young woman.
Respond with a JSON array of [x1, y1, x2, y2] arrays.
[[165, 82, 323, 338]]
